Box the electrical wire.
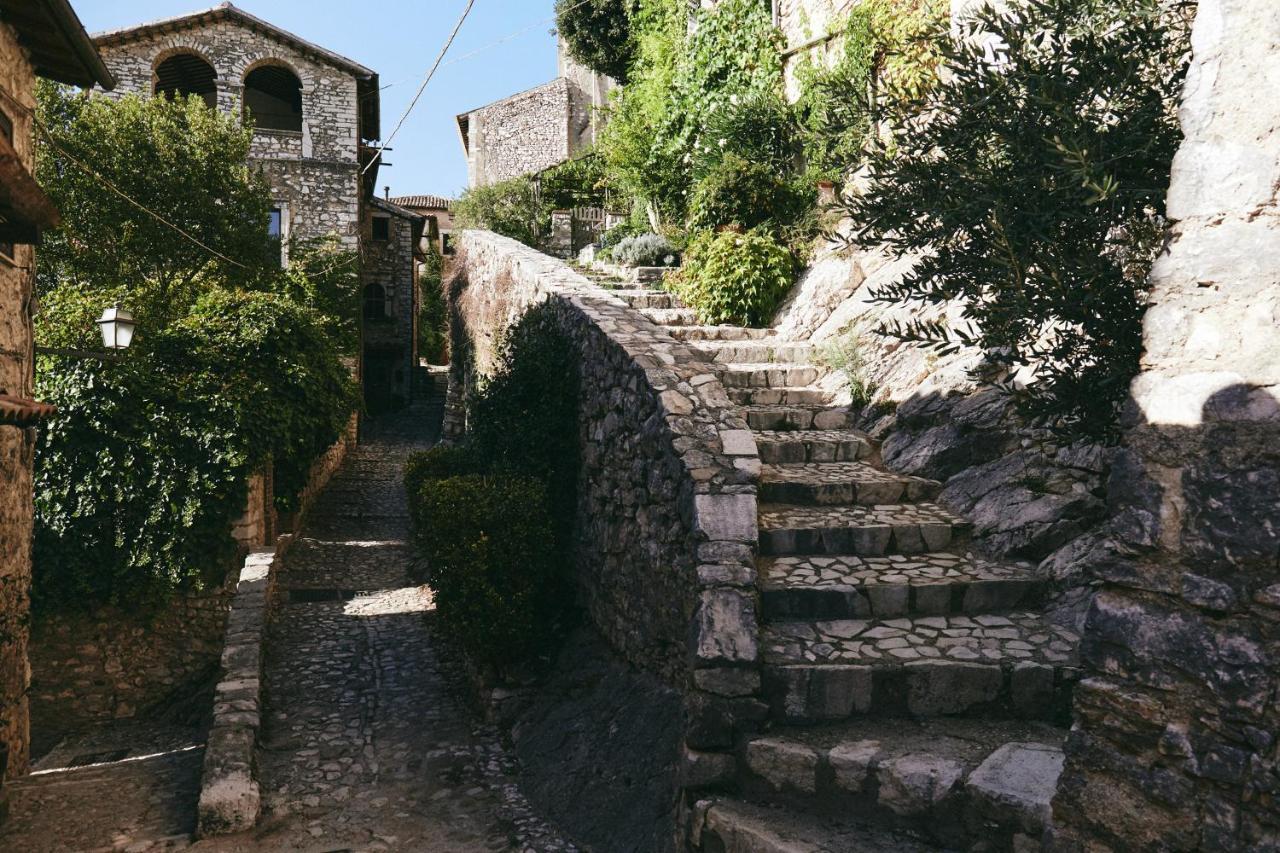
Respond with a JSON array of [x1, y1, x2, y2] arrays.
[[362, 0, 477, 176]]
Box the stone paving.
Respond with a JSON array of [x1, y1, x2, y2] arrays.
[[761, 552, 1037, 589], [200, 403, 576, 852], [0, 399, 577, 852], [763, 614, 1081, 665], [760, 462, 940, 505]]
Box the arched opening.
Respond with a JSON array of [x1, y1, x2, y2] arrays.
[[363, 283, 388, 321], [154, 53, 217, 109], [244, 65, 303, 132]]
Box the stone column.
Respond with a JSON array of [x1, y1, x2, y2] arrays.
[[1051, 2, 1280, 850]]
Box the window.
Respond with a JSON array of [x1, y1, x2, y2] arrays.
[[267, 207, 283, 267], [0, 111, 14, 263], [244, 66, 303, 132], [155, 53, 217, 108], [371, 217, 390, 242], [363, 283, 388, 321], [441, 232, 455, 256]]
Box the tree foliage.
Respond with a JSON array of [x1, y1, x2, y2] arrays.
[[836, 0, 1192, 437], [35, 83, 277, 333], [556, 0, 636, 83], [34, 291, 355, 612]]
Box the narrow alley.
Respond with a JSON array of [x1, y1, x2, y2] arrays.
[[1, 394, 576, 852]]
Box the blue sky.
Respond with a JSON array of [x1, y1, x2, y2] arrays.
[[71, 0, 561, 199]]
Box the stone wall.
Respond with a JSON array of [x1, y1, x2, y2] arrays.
[[448, 231, 767, 837], [1051, 3, 1280, 850], [460, 80, 573, 188], [0, 19, 39, 780], [95, 19, 365, 251], [362, 202, 420, 407], [27, 581, 234, 755]]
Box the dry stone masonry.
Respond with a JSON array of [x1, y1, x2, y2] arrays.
[[452, 232, 1083, 850], [1050, 2, 1280, 850], [93, 4, 379, 252]]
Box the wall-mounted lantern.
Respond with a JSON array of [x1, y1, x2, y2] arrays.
[[95, 305, 136, 350]]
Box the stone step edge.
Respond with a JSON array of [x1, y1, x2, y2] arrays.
[[691, 796, 937, 853], [762, 659, 1079, 723], [760, 558, 1047, 619], [738, 735, 1065, 846]]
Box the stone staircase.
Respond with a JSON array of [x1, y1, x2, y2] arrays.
[[588, 269, 1081, 853]]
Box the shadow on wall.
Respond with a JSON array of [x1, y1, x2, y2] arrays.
[[1051, 383, 1280, 852]]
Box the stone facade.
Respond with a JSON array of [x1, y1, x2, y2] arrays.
[[0, 21, 40, 783], [456, 41, 614, 188], [93, 5, 377, 253], [362, 197, 424, 410], [447, 231, 766, 832], [1051, 3, 1280, 850]]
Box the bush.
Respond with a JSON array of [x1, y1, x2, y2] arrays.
[[837, 0, 1191, 437], [817, 330, 877, 408], [453, 176, 546, 247], [408, 475, 567, 672], [692, 92, 802, 181], [611, 233, 678, 267], [404, 444, 482, 499], [670, 230, 795, 326], [33, 290, 356, 612], [555, 0, 636, 83], [687, 154, 810, 233]]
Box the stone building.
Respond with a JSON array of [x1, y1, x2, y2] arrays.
[[362, 196, 425, 412], [92, 3, 381, 255], [91, 4, 428, 409], [391, 193, 455, 258], [456, 38, 613, 188], [0, 0, 114, 785]]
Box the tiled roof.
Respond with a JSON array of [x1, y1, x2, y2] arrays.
[[390, 195, 454, 211]]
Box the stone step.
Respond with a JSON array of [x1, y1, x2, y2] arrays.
[[642, 307, 700, 326], [743, 405, 853, 432], [667, 325, 776, 342], [762, 613, 1080, 723], [754, 430, 874, 464], [758, 503, 969, 557], [694, 797, 937, 853], [729, 387, 831, 407], [720, 363, 821, 389], [760, 552, 1048, 620], [738, 719, 1066, 850], [610, 289, 680, 310], [692, 340, 815, 364], [760, 462, 940, 506]]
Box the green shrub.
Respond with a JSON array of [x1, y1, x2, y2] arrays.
[[404, 445, 483, 499], [33, 290, 356, 613], [817, 330, 877, 408], [409, 475, 567, 672], [611, 233, 678, 267], [555, 0, 636, 83], [837, 0, 1191, 437], [687, 154, 810, 233], [692, 93, 802, 181], [453, 176, 546, 247], [670, 230, 795, 326]]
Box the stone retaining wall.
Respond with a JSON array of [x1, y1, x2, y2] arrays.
[[1051, 3, 1280, 849], [447, 231, 768, 836]]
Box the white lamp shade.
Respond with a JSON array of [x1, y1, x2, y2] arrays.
[[97, 305, 136, 350]]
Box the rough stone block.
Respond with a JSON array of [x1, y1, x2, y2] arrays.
[[693, 590, 759, 665], [876, 753, 965, 816], [906, 661, 1003, 716], [829, 739, 883, 794], [695, 494, 758, 543], [720, 429, 758, 456], [681, 747, 736, 790], [694, 667, 761, 698], [966, 742, 1064, 835], [746, 738, 819, 794]]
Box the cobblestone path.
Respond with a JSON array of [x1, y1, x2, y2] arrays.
[[206, 405, 573, 852], [2, 399, 576, 852]]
